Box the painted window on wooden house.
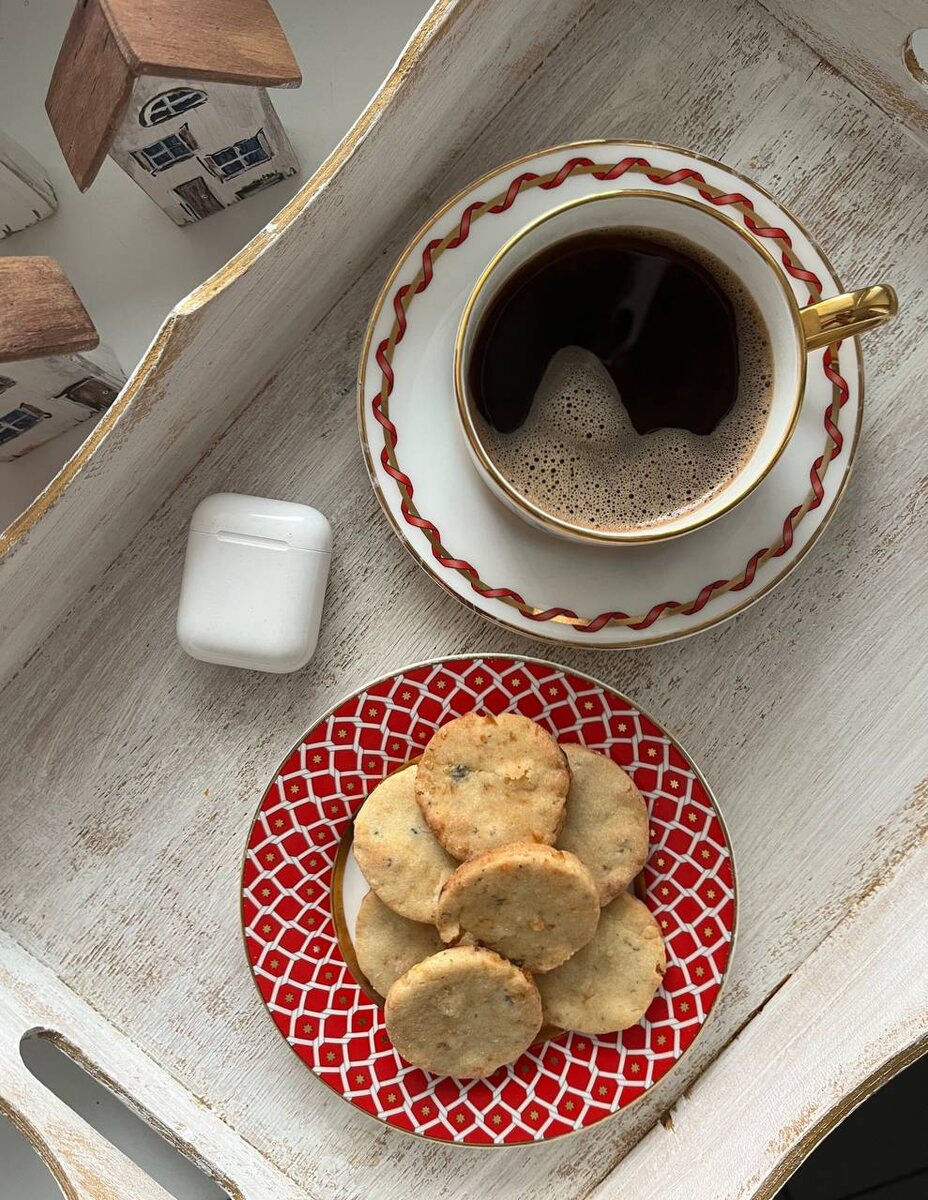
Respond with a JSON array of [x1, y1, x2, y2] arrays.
[[140, 88, 208, 127], [132, 125, 198, 175], [204, 131, 272, 181], [0, 406, 47, 444], [55, 377, 119, 410]]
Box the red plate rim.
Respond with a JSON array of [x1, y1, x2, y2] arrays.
[[241, 654, 738, 1146]]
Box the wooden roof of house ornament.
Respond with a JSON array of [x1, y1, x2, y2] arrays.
[[46, 0, 302, 192], [0, 257, 99, 364]]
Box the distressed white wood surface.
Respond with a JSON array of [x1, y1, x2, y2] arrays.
[[0, 0, 925, 1198], [592, 836, 928, 1200], [0, 932, 313, 1200], [0, 130, 56, 238], [758, 0, 928, 145]]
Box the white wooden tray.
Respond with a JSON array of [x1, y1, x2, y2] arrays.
[[0, 1, 926, 1197]]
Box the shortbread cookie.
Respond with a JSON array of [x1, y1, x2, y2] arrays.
[[558, 744, 649, 905], [537, 892, 665, 1033], [436, 843, 599, 972], [385, 946, 542, 1078], [415, 713, 570, 859], [353, 890, 443, 998], [354, 765, 457, 923]]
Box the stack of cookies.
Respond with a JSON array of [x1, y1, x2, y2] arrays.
[[352, 712, 665, 1078]]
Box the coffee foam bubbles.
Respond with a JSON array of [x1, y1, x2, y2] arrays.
[[480, 314, 773, 533]]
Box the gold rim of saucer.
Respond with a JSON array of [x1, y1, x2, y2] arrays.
[[453, 188, 806, 545], [356, 138, 864, 648]]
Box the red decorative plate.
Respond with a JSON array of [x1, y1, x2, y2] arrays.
[[242, 656, 736, 1145]]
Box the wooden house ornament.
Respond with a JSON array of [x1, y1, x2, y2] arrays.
[[46, 0, 302, 226], [0, 131, 57, 239], [0, 257, 124, 462]]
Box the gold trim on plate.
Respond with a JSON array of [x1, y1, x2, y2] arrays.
[[239, 652, 739, 1148], [329, 757, 422, 1010], [330, 822, 386, 1007]]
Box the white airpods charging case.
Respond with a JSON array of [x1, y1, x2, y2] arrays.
[[177, 493, 332, 672]]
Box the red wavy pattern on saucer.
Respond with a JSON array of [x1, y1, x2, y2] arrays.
[[242, 657, 735, 1145], [369, 154, 850, 632]]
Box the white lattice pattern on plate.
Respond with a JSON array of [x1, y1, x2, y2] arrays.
[[242, 657, 735, 1144]]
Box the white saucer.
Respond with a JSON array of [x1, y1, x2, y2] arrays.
[[358, 141, 862, 648]]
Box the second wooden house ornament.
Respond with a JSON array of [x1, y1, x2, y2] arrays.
[[46, 0, 301, 225], [0, 257, 124, 462]]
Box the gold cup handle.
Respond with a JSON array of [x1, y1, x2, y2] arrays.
[[800, 284, 898, 351]]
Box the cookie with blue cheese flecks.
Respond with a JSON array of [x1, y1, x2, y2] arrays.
[[353, 765, 457, 923], [415, 712, 570, 859]]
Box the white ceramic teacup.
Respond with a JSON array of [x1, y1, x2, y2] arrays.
[[455, 189, 896, 544]]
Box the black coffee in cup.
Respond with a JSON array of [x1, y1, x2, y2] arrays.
[[467, 229, 773, 533]]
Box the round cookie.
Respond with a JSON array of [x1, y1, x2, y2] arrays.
[[436, 843, 599, 972], [354, 765, 457, 923], [353, 890, 443, 998], [385, 946, 542, 1078], [537, 891, 665, 1033], [415, 713, 570, 860], [558, 744, 649, 905]]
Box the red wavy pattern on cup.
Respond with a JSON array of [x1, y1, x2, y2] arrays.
[[371, 156, 850, 633]]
